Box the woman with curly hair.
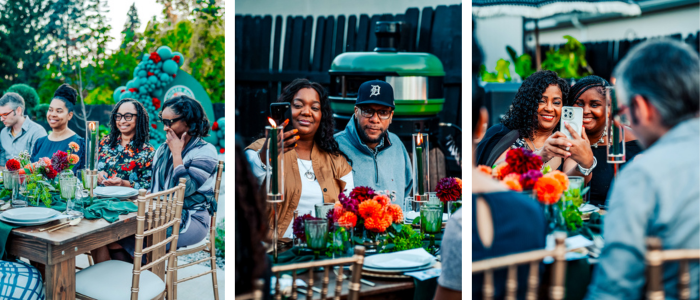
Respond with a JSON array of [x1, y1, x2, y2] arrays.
[[476, 70, 595, 180], [567, 75, 641, 205], [245, 78, 354, 238]]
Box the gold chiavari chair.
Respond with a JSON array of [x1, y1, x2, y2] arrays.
[[270, 246, 366, 300], [645, 237, 700, 300], [173, 160, 224, 300], [235, 279, 265, 300], [472, 232, 568, 300], [74, 178, 187, 300]]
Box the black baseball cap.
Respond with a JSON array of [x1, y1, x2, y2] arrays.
[[356, 80, 395, 109]]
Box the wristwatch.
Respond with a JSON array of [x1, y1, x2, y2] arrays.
[[578, 157, 597, 176]]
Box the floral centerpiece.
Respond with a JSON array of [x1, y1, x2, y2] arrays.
[[436, 177, 462, 215]]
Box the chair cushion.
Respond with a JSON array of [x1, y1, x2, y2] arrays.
[[76, 260, 165, 300], [177, 238, 209, 252]]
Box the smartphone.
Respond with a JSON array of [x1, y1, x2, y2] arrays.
[[270, 102, 290, 126], [560, 106, 583, 140]]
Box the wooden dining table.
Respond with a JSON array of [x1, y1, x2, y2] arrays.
[[6, 211, 140, 300]]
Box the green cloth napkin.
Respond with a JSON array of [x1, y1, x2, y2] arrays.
[[413, 277, 438, 300], [0, 221, 19, 260]]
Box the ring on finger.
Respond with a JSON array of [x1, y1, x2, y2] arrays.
[[565, 146, 570, 151]]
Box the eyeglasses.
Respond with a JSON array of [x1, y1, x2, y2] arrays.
[[358, 107, 392, 120], [114, 113, 137, 121], [0, 110, 16, 120], [159, 116, 185, 127]]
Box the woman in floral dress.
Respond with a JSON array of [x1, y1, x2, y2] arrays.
[[96, 98, 155, 190]]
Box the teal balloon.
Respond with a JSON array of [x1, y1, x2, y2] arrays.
[[172, 52, 184, 67], [138, 77, 148, 85], [138, 70, 147, 78], [120, 92, 133, 100], [217, 129, 224, 139], [143, 54, 150, 61], [148, 76, 159, 84], [113, 86, 125, 101], [156, 61, 163, 68], [157, 46, 173, 60], [218, 138, 225, 148], [163, 60, 178, 75], [159, 73, 170, 82], [216, 117, 225, 128], [126, 80, 137, 89], [154, 89, 163, 97]]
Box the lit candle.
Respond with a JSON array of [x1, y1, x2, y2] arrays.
[[416, 134, 424, 196], [609, 90, 621, 154], [87, 121, 99, 170], [268, 118, 279, 195]]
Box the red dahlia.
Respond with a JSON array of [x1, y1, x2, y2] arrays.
[[349, 186, 376, 202], [505, 148, 543, 175], [51, 151, 69, 173], [5, 159, 20, 171]]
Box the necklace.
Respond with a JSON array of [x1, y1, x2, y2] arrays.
[[591, 131, 607, 148], [528, 137, 545, 152], [299, 159, 315, 181]]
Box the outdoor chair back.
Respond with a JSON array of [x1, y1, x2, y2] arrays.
[[472, 232, 567, 300], [270, 246, 366, 300], [173, 160, 224, 299], [645, 237, 700, 300]]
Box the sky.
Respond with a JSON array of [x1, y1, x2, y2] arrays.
[[104, 0, 162, 51]]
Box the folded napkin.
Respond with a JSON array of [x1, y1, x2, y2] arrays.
[[82, 199, 138, 223], [0, 221, 18, 260]]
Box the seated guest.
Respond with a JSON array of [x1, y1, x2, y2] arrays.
[[0, 92, 47, 167], [335, 80, 412, 209], [585, 40, 700, 299], [235, 136, 272, 300], [435, 207, 462, 300], [471, 29, 547, 300], [245, 79, 354, 238], [30, 84, 85, 172], [566, 76, 642, 206], [476, 70, 595, 182], [0, 260, 45, 299], [103, 95, 219, 262], [96, 98, 155, 190]]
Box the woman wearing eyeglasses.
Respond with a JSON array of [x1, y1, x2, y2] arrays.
[[30, 84, 85, 173], [245, 78, 354, 239], [96, 99, 155, 189]]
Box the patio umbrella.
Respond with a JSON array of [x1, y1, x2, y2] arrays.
[[472, 0, 641, 69]]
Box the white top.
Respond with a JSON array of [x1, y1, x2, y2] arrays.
[[244, 149, 354, 238]]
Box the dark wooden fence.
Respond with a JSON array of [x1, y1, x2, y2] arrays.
[[540, 31, 700, 81], [234, 5, 463, 149]]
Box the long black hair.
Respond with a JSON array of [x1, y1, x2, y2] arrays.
[[161, 95, 211, 138], [566, 75, 610, 106], [278, 78, 351, 164], [501, 70, 569, 140], [109, 98, 150, 149]]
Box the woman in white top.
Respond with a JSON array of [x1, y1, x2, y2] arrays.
[[245, 79, 354, 238]]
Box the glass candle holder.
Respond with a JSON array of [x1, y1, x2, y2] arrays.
[[305, 219, 328, 258], [60, 176, 78, 200], [11, 173, 28, 208], [331, 221, 354, 258], [3, 170, 17, 191], [86, 121, 99, 170], [265, 125, 284, 202], [605, 86, 626, 164], [314, 203, 334, 219], [412, 133, 429, 201], [420, 203, 443, 234]]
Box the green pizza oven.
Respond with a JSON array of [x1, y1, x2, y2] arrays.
[[329, 52, 445, 116]]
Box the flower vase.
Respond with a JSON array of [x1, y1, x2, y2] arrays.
[[363, 230, 387, 253]]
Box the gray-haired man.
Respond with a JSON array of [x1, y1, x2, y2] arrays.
[[585, 40, 700, 299], [0, 92, 47, 167]]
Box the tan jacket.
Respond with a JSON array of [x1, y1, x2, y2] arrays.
[[246, 138, 352, 238]]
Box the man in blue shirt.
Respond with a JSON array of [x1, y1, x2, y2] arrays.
[[585, 39, 699, 299], [335, 80, 413, 208]]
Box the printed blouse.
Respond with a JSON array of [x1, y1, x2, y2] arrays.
[[96, 136, 155, 190]]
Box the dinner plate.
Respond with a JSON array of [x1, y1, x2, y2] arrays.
[[364, 253, 433, 269], [362, 260, 437, 274], [0, 214, 66, 226], [94, 186, 139, 199], [2, 207, 60, 222], [579, 204, 600, 213]]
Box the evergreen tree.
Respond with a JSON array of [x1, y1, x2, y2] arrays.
[[121, 3, 141, 51]]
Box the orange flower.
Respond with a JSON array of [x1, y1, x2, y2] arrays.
[[477, 165, 492, 176], [68, 142, 80, 152], [387, 204, 404, 224], [337, 211, 358, 227], [455, 178, 462, 189], [534, 176, 564, 204], [358, 199, 382, 219], [364, 213, 392, 233], [493, 162, 512, 180], [68, 154, 80, 165], [373, 194, 391, 207], [544, 170, 569, 191], [502, 174, 523, 192]]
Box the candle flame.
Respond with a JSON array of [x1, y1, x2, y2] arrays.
[[268, 117, 277, 128], [89, 122, 96, 132], [417, 133, 423, 145]]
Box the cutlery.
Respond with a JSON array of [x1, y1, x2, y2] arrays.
[[334, 268, 375, 287], [40, 221, 69, 232], [48, 217, 82, 232]]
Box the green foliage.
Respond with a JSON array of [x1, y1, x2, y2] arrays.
[[379, 224, 424, 253], [542, 165, 552, 175], [563, 186, 590, 208], [25, 174, 56, 208], [84, 86, 115, 105], [506, 46, 535, 80], [563, 201, 583, 231], [541, 35, 592, 79], [31, 104, 49, 121], [7, 84, 41, 117], [121, 4, 141, 50], [99, 124, 110, 140], [480, 59, 511, 83], [215, 218, 224, 258]]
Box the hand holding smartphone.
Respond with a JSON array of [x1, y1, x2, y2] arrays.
[[560, 107, 583, 140]]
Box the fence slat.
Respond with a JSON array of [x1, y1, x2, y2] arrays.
[[282, 16, 294, 71], [417, 7, 434, 52], [249, 16, 263, 70], [346, 15, 357, 52], [356, 14, 370, 52], [404, 8, 420, 52], [367, 14, 382, 51], [334, 15, 346, 57], [322, 16, 336, 71], [235, 15, 244, 70], [301, 16, 314, 71], [290, 16, 305, 71], [242, 16, 254, 70], [271, 16, 283, 73], [312, 16, 326, 72], [259, 16, 273, 71]]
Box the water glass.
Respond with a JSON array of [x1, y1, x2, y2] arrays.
[[568, 176, 585, 192], [404, 196, 414, 213], [80, 170, 98, 190], [447, 200, 462, 218], [68, 186, 86, 218], [60, 176, 78, 200], [331, 221, 353, 258], [314, 203, 334, 219], [305, 219, 328, 258], [2, 170, 17, 191], [412, 199, 428, 213], [420, 203, 443, 234], [11, 173, 27, 208], [428, 192, 439, 203]]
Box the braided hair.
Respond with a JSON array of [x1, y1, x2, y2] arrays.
[[501, 70, 569, 140], [566, 75, 610, 106], [108, 98, 150, 150], [277, 78, 351, 165]]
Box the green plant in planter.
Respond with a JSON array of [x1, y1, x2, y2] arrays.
[[506, 46, 536, 80], [541, 35, 593, 79], [480, 59, 512, 83]]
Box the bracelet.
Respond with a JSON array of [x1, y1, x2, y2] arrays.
[[578, 157, 597, 176]]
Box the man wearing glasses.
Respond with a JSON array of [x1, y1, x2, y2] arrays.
[[335, 80, 413, 208], [0, 93, 47, 169]]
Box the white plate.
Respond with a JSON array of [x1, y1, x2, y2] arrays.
[[94, 186, 139, 198], [362, 260, 436, 273], [2, 207, 59, 222], [580, 204, 600, 213], [405, 212, 449, 222], [365, 253, 434, 269], [0, 214, 68, 226]]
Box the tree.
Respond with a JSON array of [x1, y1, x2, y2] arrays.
[[121, 3, 141, 51]]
